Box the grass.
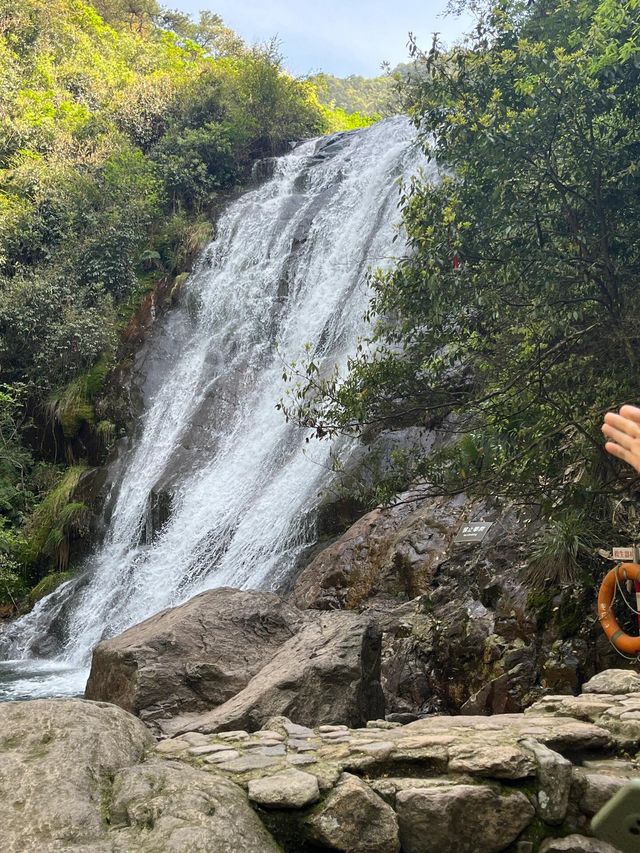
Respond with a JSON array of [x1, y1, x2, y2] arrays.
[[24, 466, 88, 570]]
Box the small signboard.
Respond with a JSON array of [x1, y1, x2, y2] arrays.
[[454, 521, 494, 545], [612, 546, 638, 562]]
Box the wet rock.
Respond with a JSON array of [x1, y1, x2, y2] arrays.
[[248, 769, 320, 808], [85, 587, 302, 727], [305, 773, 400, 853], [396, 783, 534, 853], [291, 492, 464, 611], [174, 611, 384, 734]]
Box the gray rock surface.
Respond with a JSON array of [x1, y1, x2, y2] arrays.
[[0, 698, 151, 853], [171, 610, 384, 734], [305, 772, 400, 853], [0, 698, 279, 853], [110, 759, 278, 852], [85, 587, 302, 727], [248, 769, 319, 808], [396, 784, 535, 853], [582, 670, 640, 695], [573, 767, 630, 816], [521, 738, 572, 824], [4, 672, 640, 853]]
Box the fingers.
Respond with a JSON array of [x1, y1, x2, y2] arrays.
[[620, 405, 640, 425], [605, 441, 640, 473], [602, 408, 640, 473], [604, 411, 640, 437], [602, 420, 640, 451]]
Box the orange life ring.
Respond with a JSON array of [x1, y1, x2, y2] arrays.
[[598, 562, 640, 654]]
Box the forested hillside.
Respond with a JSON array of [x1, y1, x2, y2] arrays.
[[309, 71, 398, 119], [0, 0, 368, 608], [286, 0, 640, 586]]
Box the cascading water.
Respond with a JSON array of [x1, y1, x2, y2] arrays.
[[0, 117, 428, 700]]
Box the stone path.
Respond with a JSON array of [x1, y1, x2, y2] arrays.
[[152, 670, 640, 852]]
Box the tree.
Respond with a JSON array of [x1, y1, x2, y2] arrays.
[[284, 0, 640, 566]]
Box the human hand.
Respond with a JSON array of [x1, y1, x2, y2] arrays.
[[602, 405, 640, 474]]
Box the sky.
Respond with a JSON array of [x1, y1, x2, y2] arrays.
[[169, 1, 474, 77]]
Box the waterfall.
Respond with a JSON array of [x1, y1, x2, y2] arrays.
[[0, 117, 428, 700]]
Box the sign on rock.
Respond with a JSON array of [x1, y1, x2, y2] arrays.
[[612, 547, 638, 562], [454, 522, 493, 545]]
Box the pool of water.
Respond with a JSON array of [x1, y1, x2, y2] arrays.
[[0, 660, 88, 702]]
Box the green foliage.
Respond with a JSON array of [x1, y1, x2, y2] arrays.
[[321, 106, 380, 133], [0, 0, 338, 600], [28, 570, 73, 604], [47, 358, 111, 440], [0, 556, 27, 610], [309, 71, 398, 117], [527, 513, 598, 586], [23, 465, 88, 571], [285, 0, 640, 580]]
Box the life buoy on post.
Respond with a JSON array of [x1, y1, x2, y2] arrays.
[[598, 562, 640, 654]]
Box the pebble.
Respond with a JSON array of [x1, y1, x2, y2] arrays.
[[218, 730, 250, 741], [319, 725, 348, 733]]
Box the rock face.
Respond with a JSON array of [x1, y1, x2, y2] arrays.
[[150, 670, 640, 852], [305, 772, 400, 853], [290, 491, 627, 717], [291, 492, 466, 611], [85, 587, 303, 725], [109, 759, 278, 853], [170, 611, 385, 735]]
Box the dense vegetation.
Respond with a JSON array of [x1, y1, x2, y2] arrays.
[[309, 71, 399, 119], [0, 0, 371, 608], [285, 0, 640, 585]]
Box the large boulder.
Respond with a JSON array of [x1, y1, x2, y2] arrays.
[[0, 698, 280, 853], [85, 588, 303, 727], [171, 610, 385, 735], [0, 698, 150, 852]]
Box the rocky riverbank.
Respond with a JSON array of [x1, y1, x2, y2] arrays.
[[4, 670, 640, 851]]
